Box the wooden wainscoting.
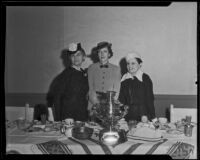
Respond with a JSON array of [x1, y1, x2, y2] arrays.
[[5, 93, 197, 120]]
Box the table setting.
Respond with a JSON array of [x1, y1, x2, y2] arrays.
[[6, 91, 197, 158], [6, 115, 197, 158]]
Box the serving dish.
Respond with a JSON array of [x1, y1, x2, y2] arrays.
[[72, 126, 94, 139]]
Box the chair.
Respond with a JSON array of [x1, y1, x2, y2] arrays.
[[170, 104, 197, 123], [28, 107, 54, 122], [5, 106, 54, 122]]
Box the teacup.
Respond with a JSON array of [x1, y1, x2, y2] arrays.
[[64, 118, 74, 126], [158, 117, 167, 124]]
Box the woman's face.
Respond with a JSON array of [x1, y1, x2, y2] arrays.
[[70, 51, 84, 67], [127, 58, 141, 75], [98, 47, 110, 64]]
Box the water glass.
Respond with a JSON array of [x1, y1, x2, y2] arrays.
[[184, 124, 193, 137]]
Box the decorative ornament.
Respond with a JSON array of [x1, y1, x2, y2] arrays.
[[68, 43, 78, 52]]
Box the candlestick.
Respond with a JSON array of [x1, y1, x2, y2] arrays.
[[109, 92, 113, 115], [25, 103, 29, 121]]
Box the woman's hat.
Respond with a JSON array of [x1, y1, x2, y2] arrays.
[[95, 41, 113, 58], [67, 42, 85, 55], [125, 52, 142, 62], [96, 41, 112, 51]]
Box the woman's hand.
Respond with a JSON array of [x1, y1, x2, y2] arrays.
[[89, 110, 94, 117], [89, 91, 99, 104]]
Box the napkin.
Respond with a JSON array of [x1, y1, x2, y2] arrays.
[[33, 125, 45, 129]]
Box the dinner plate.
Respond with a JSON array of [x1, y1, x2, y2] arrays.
[[86, 121, 98, 126], [85, 122, 103, 130], [166, 129, 184, 135], [32, 125, 45, 129], [162, 129, 184, 138], [127, 135, 163, 142], [27, 130, 62, 137]]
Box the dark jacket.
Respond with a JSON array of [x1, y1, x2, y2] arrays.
[[46, 67, 89, 121], [118, 73, 155, 121]]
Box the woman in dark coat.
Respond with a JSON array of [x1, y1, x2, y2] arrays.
[[46, 43, 89, 121], [118, 52, 155, 122]]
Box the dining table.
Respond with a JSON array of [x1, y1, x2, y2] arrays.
[[5, 121, 197, 159]]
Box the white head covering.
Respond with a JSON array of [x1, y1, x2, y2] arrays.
[[125, 52, 142, 62]]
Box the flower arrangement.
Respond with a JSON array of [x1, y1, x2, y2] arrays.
[[68, 43, 78, 52], [92, 91, 128, 129]]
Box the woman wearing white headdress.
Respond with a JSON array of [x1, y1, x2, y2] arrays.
[[47, 42, 89, 121], [118, 52, 155, 122]]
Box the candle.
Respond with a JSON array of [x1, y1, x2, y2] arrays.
[[25, 103, 29, 122], [170, 104, 174, 123]]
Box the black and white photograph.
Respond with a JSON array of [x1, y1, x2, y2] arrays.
[[3, 2, 198, 158]]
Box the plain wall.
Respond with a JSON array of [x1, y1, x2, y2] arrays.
[[5, 3, 197, 95], [5, 7, 65, 93]]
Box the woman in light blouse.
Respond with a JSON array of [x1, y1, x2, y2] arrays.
[[87, 41, 121, 116]]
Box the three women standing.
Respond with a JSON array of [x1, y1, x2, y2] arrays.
[[47, 42, 156, 122]]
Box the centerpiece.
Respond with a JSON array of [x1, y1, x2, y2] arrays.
[[92, 91, 129, 145]]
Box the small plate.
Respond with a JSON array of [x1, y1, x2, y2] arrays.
[[166, 129, 183, 135]]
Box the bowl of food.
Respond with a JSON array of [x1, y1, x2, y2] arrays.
[[72, 126, 93, 139], [74, 121, 85, 127]]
